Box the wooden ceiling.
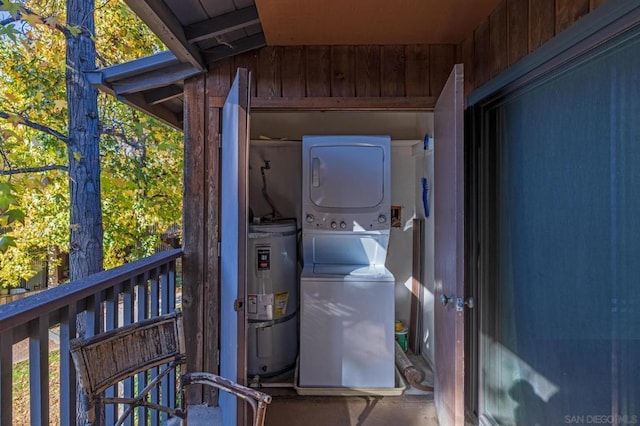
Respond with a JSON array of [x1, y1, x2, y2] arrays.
[[255, 0, 502, 45]]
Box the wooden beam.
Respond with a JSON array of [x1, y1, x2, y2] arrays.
[[119, 92, 182, 130], [185, 5, 260, 44], [249, 96, 437, 110], [112, 63, 202, 95], [123, 0, 205, 70], [144, 84, 183, 105], [204, 33, 266, 64]]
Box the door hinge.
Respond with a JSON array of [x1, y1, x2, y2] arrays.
[[456, 297, 475, 311], [216, 349, 220, 367], [234, 299, 243, 311], [217, 133, 222, 149], [217, 241, 221, 257]]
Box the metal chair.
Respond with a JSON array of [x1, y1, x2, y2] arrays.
[[70, 310, 271, 425]]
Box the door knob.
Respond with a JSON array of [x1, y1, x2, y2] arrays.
[[439, 294, 454, 306]]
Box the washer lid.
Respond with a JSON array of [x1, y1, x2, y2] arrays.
[[307, 264, 393, 280]]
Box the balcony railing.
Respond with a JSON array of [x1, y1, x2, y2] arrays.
[[0, 248, 183, 425]]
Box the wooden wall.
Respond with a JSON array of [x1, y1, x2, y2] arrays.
[[206, 44, 458, 108], [458, 0, 611, 96]]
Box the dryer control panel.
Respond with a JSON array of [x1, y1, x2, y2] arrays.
[[302, 211, 389, 232]]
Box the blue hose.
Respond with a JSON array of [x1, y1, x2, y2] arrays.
[[422, 177, 429, 218]]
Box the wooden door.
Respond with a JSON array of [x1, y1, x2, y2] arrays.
[[219, 68, 250, 426], [434, 64, 466, 426]]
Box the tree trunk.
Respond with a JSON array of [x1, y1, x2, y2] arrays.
[[66, 0, 102, 282], [66, 0, 103, 423]]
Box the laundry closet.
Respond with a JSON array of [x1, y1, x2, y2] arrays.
[[242, 110, 437, 390]]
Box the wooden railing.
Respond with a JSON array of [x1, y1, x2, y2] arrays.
[[0, 248, 183, 426]]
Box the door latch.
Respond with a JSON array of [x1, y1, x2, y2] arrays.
[[234, 299, 243, 311], [456, 297, 475, 311]]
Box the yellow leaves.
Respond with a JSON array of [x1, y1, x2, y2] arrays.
[[23, 13, 44, 27], [53, 99, 67, 112], [7, 114, 25, 127], [44, 16, 60, 30], [72, 151, 82, 161]]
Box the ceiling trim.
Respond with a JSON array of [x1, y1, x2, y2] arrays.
[[124, 0, 206, 70], [185, 5, 261, 44]]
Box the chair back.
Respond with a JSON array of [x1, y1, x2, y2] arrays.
[[70, 312, 185, 398]]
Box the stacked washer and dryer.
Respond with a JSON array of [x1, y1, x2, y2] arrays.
[[299, 135, 396, 389]]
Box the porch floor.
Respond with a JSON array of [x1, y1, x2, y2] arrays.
[[262, 352, 437, 426], [182, 352, 438, 425]]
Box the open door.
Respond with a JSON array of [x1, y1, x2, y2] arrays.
[[434, 64, 466, 426], [219, 68, 250, 426]]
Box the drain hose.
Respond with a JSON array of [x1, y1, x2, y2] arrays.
[[394, 342, 434, 392]]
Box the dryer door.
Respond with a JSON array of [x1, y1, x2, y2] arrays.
[[309, 145, 385, 209]]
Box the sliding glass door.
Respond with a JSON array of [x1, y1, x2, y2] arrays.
[[478, 25, 640, 426]]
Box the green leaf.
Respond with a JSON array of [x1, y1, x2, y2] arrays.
[[73, 151, 83, 161], [0, 236, 17, 253], [0, 1, 21, 15], [5, 209, 26, 225], [67, 25, 81, 37]]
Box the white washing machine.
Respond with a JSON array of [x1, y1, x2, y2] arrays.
[[299, 264, 395, 388], [299, 135, 395, 389]]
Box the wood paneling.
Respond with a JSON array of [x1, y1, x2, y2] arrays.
[[405, 45, 430, 97], [556, 0, 590, 33], [474, 19, 491, 87], [356, 46, 381, 97], [460, 35, 475, 98], [282, 46, 306, 97], [590, 0, 608, 11], [490, 1, 508, 77], [381, 45, 405, 97], [182, 75, 206, 404], [458, 0, 613, 93], [257, 46, 282, 98], [529, 0, 555, 51], [306, 46, 331, 97], [330, 46, 356, 97], [508, 0, 529, 65], [233, 51, 258, 97], [429, 44, 456, 96]]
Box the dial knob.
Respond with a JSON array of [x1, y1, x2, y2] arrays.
[[306, 214, 314, 223], [340, 221, 347, 229], [378, 214, 387, 223], [330, 221, 338, 229]]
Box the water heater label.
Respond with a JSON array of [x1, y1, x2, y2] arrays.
[[248, 293, 274, 319], [257, 248, 270, 270]]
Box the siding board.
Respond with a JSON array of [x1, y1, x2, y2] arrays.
[[233, 51, 258, 96], [356, 45, 381, 97], [257, 46, 282, 98], [381, 45, 406, 97], [282, 46, 306, 97], [182, 75, 206, 404], [306, 46, 331, 97], [474, 19, 491, 87], [429, 44, 456, 97], [529, 0, 555, 51], [460, 35, 475, 98], [556, 0, 590, 33], [330, 46, 356, 97], [405, 45, 430, 97], [508, 0, 529, 65], [490, 1, 508, 77]]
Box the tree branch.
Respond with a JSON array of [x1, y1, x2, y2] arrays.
[[0, 110, 68, 144], [0, 164, 68, 175]]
